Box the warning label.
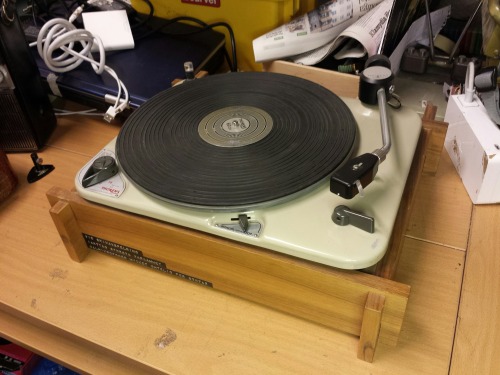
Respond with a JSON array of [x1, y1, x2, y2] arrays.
[[83, 233, 213, 287]]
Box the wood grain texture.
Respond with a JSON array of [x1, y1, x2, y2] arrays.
[[357, 292, 385, 362], [450, 205, 500, 375], [263, 60, 360, 98], [49, 200, 89, 262], [406, 148, 472, 250], [421, 103, 449, 175]]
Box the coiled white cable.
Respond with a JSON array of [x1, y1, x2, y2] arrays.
[[30, 6, 129, 122]]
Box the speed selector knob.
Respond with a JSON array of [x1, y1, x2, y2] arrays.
[[82, 155, 119, 188]]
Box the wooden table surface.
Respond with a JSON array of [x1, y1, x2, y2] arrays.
[[0, 105, 498, 375]]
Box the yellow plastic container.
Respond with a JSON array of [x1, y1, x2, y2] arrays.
[[131, 0, 315, 71]]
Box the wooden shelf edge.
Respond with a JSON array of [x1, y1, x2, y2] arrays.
[[0, 303, 164, 375]]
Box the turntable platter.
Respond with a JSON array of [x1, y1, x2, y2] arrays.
[[116, 72, 357, 209]]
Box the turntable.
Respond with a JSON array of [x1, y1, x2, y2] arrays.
[[74, 70, 422, 270], [47, 67, 427, 361]]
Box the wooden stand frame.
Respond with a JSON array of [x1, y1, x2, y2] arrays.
[[47, 187, 408, 363], [46, 62, 447, 362]]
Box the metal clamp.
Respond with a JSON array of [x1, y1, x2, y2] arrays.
[[332, 205, 375, 233]]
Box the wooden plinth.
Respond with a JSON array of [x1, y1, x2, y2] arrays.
[[47, 185, 409, 363]]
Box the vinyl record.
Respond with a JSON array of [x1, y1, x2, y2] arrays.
[[116, 72, 357, 209]]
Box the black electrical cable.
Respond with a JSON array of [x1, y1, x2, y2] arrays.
[[133, 15, 237, 72], [130, 0, 153, 29], [168, 19, 237, 73]]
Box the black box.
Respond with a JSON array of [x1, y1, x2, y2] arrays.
[[0, 0, 56, 152]]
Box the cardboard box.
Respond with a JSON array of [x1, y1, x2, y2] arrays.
[[444, 94, 500, 204]]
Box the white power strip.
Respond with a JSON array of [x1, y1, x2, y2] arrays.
[[444, 94, 500, 204], [82, 9, 134, 52]]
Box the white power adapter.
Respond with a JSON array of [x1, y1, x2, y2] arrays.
[[82, 9, 134, 52], [444, 64, 500, 204]]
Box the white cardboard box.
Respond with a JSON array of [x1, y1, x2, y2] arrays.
[[444, 94, 500, 204]]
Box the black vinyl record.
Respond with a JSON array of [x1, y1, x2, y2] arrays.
[[116, 72, 357, 209]]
